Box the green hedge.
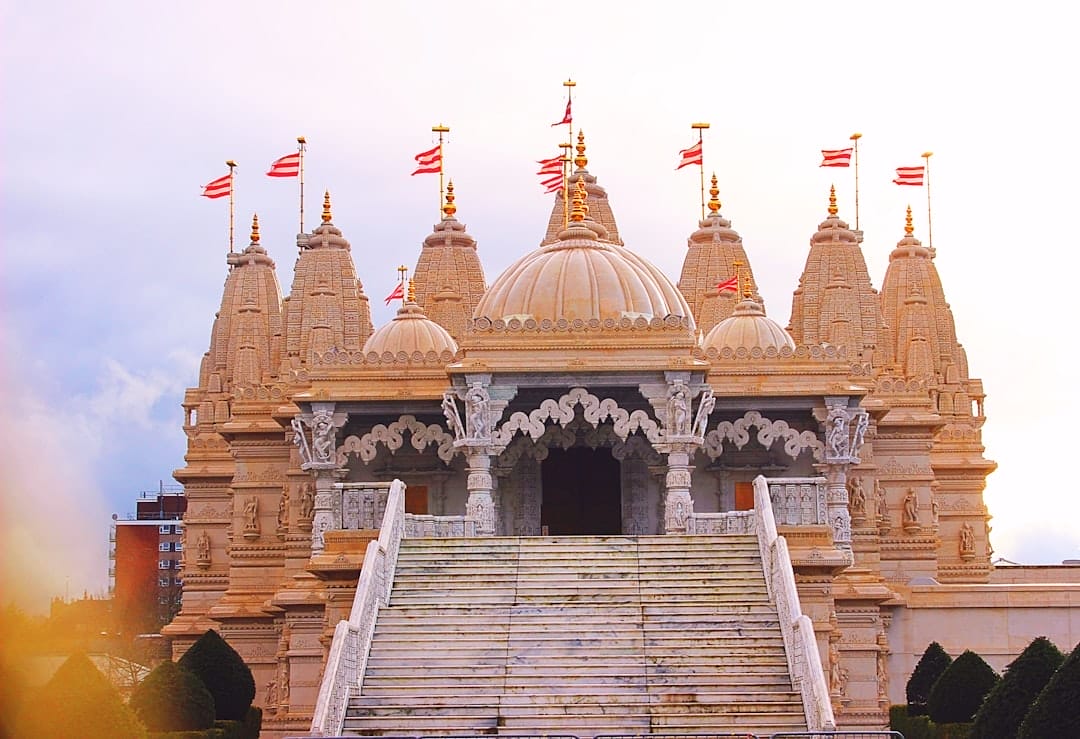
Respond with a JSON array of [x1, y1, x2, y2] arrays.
[[928, 649, 999, 724], [177, 630, 255, 722], [1019, 639, 1080, 738], [971, 636, 1064, 739], [908, 642, 953, 716]]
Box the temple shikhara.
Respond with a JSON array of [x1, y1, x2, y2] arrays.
[[165, 129, 1077, 738]]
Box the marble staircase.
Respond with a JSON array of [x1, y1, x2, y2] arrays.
[[341, 535, 807, 737]]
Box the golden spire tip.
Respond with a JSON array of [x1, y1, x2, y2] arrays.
[[574, 130, 588, 170], [443, 179, 457, 219], [905, 205, 914, 236], [250, 213, 260, 244], [707, 173, 721, 215], [297, 135, 306, 144], [922, 151, 934, 158], [407, 278, 416, 303], [322, 190, 332, 223], [850, 132, 862, 140], [828, 184, 838, 217], [570, 175, 588, 222]]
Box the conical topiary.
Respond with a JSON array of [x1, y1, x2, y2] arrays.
[[971, 636, 1064, 739], [177, 629, 255, 721], [129, 659, 215, 731], [14, 652, 146, 739], [1018, 639, 1080, 738], [927, 649, 1000, 724], [907, 641, 953, 716]]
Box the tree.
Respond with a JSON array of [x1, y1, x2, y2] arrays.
[[178, 629, 255, 721], [129, 659, 215, 732], [1018, 640, 1080, 738], [13, 652, 146, 739], [927, 649, 1000, 724], [907, 641, 953, 716], [971, 636, 1064, 739]]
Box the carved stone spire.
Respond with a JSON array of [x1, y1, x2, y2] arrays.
[[788, 187, 884, 363], [541, 130, 623, 245], [281, 190, 373, 370], [676, 172, 759, 335], [412, 180, 487, 342]]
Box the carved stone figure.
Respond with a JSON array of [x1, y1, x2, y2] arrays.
[[196, 530, 211, 564], [465, 385, 491, 439], [830, 639, 843, 693], [930, 491, 940, 525], [277, 485, 289, 530], [903, 488, 919, 527], [265, 678, 278, 709], [291, 417, 312, 465], [244, 495, 259, 532], [827, 409, 849, 459], [667, 382, 691, 436], [311, 410, 335, 463], [849, 476, 866, 515], [960, 521, 975, 556], [875, 479, 887, 522], [851, 411, 869, 456], [691, 387, 715, 438], [442, 391, 465, 440], [299, 482, 315, 521]]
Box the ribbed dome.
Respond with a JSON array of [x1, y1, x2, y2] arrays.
[[474, 224, 693, 325], [703, 297, 795, 352], [363, 302, 458, 357]]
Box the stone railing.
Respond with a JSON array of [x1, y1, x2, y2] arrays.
[[686, 510, 755, 534], [766, 477, 828, 526], [310, 479, 406, 737], [752, 475, 836, 732], [404, 514, 478, 538]]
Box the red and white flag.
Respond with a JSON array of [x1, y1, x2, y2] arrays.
[[893, 166, 925, 186], [536, 155, 563, 175], [551, 99, 572, 127], [267, 152, 301, 177], [540, 175, 563, 194], [384, 281, 405, 305], [716, 275, 739, 293], [536, 155, 564, 193], [820, 148, 853, 167], [201, 173, 232, 199], [411, 144, 442, 175], [677, 140, 703, 170]]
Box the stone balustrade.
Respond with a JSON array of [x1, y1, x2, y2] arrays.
[[687, 476, 828, 535]]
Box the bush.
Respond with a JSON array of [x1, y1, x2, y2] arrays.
[[971, 636, 1064, 738], [213, 706, 260, 739], [1018, 639, 1080, 738], [14, 652, 147, 738], [130, 660, 216, 732], [908, 641, 954, 716], [928, 649, 999, 724], [178, 630, 255, 721], [890, 704, 934, 739]]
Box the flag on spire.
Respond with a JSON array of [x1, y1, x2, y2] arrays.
[[677, 140, 703, 170], [716, 275, 739, 293], [411, 144, 442, 175], [384, 280, 405, 305], [536, 155, 564, 193], [201, 173, 232, 199], [893, 166, 925, 186], [267, 152, 301, 177], [820, 148, 853, 167], [551, 99, 572, 127]]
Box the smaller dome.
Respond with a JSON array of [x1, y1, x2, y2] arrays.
[[703, 298, 795, 352], [363, 302, 458, 357]]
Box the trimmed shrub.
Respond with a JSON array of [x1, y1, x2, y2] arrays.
[[214, 706, 260, 739], [928, 649, 1000, 724], [1018, 639, 1080, 738], [14, 652, 147, 739], [890, 704, 934, 739], [908, 641, 953, 715], [178, 630, 255, 721], [130, 660, 215, 732], [971, 636, 1064, 738]]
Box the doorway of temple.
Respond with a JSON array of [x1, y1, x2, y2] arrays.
[[540, 447, 622, 535]]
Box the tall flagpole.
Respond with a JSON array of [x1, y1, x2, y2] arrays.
[[563, 79, 576, 156], [297, 136, 307, 235], [397, 264, 409, 308], [850, 132, 862, 232], [226, 159, 237, 253], [922, 151, 934, 250], [691, 123, 710, 220], [433, 125, 450, 217], [560, 141, 572, 228]]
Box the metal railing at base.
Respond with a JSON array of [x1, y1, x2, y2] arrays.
[[291, 733, 903, 739]]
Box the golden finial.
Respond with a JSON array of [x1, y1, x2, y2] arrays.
[[570, 176, 588, 222], [905, 205, 914, 236], [322, 190, 332, 223], [407, 279, 416, 303], [250, 213, 260, 244], [828, 185, 838, 217], [574, 130, 588, 169], [707, 173, 721, 214], [442, 179, 457, 219]]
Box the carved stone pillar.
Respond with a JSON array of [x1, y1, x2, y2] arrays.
[[465, 451, 496, 536], [291, 403, 348, 553], [816, 398, 870, 553], [663, 448, 694, 534]]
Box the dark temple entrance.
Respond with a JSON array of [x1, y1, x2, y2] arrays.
[[540, 447, 622, 535]]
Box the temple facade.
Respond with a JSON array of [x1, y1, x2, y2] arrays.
[[164, 135, 1078, 737]]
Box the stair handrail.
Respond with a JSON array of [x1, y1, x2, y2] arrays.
[[309, 478, 407, 736], [753, 475, 836, 732]]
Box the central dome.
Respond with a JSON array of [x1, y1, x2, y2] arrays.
[[474, 226, 693, 325]]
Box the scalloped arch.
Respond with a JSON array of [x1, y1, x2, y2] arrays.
[[702, 410, 824, 462], [337, 414, 455, 465]]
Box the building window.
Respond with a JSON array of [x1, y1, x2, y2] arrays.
[[159, 577, 170, 587], [159, 525, 171, 534], [158, 560, 171, 569], [159, 542, 171, 552], [174, 576, 183, 586], [174, 542, 183, 552]]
